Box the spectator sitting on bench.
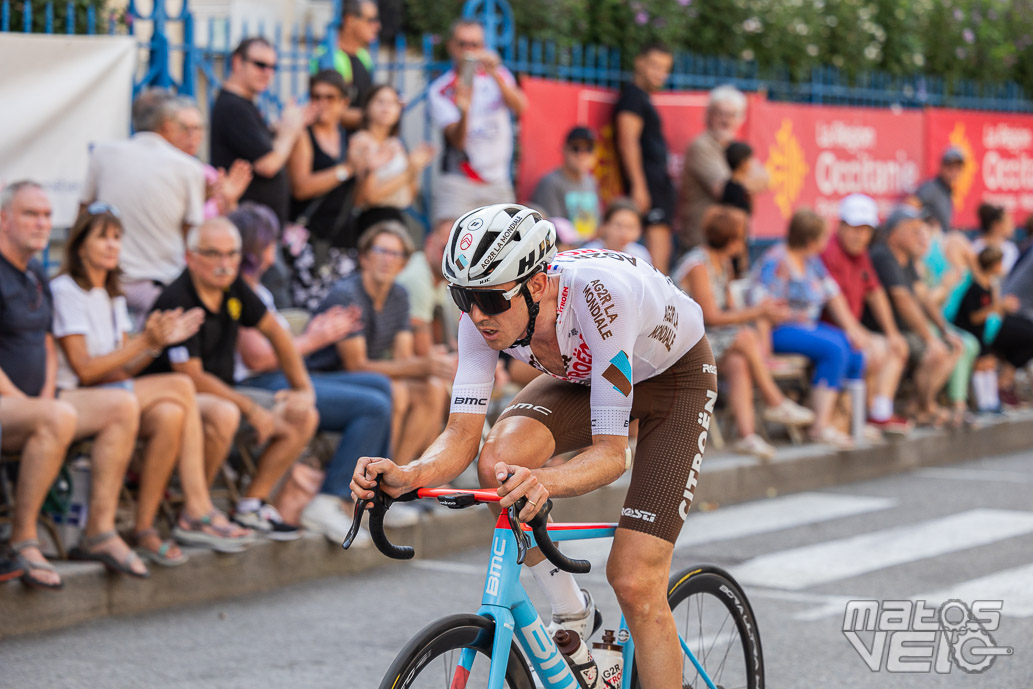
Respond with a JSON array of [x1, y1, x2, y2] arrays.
[[674, 205, 814, 460], [232, 203, 393, 544], [143, 217, 319, 540], [0, 181, 144, 586], [52, 205, 253, 563], [866, 206, 964, 428], [307, 222, 455, 526], [821, 194, 912, 436], [749, 208, 870, 449]]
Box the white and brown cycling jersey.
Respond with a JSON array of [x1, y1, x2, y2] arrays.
[[449, 248, 707, 435]]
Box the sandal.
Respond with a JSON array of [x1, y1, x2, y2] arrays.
[[69, 530, 150, 579], [173, 509, 253, 553], [809, 426, 854, 450], [10, 540, 63, 591], [129, 529, 189, 567]]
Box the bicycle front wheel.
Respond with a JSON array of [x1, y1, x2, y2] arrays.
[[631, 565, 764, 689], [377, 613, 536, 689]]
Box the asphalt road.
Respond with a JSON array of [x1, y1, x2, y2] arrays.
[[3, 451, 1032, 689]]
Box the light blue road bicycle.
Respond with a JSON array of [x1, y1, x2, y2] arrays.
[[343, 484, 764, 689]]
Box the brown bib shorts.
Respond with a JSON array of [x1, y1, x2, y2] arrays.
[[496, 337, 718, 543]]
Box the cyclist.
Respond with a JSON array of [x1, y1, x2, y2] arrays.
[[352, 204, 717, 689]]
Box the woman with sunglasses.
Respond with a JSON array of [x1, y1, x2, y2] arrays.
[[287, 69, 363, 310], [349, 84, 435, 235], [51, 206, 253, 566]]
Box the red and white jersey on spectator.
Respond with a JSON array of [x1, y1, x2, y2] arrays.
[[428, 66, 516, 185], [450, 248, 706, 435]]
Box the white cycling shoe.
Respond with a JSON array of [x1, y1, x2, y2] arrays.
[[546, 588, 603, 642]]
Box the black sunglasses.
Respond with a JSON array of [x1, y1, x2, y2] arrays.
[[246, 57, 277, 71], [449, 281, 525, 316]]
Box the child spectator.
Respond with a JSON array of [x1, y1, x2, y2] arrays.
[[953, 246, 1033, 410], [721, 141, 754, 216], [580, 198, 652, 263], [531, 126, 601, 242]]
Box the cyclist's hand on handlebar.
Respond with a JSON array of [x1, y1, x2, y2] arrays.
[[495, 462, 549, 522], [351, 456, 412, 501]]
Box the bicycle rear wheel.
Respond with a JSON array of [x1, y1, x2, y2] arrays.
[[377, 613, 536, 689], [630, 565, 764, 689]]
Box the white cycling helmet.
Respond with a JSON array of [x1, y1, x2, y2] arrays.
[[442, 204, 557, 288]]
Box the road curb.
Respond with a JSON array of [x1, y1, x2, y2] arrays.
[[2, 410, 1031, 639]]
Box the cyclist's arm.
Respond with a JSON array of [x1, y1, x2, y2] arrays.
[[532, 434, 628, 497], [401, 412, 485, 489]]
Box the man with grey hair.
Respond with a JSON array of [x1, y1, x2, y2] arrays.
[[144, 217, 319, 539], [81, 87, 206, 322], [680, 84, 766, 252]]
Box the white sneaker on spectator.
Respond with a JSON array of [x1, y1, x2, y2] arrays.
[[382, 503, 422, 529], [761, 399, 815, 427], [301, 494, 370, 547], [733, 433, 776, 461], [233, 501, 302, 541]]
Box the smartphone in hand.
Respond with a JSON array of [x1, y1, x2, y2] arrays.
[[460, 56, 477, 87]]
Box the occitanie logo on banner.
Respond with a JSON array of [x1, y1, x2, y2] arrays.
[[766, 119, 809, 219], [947, 122, 977, 210]]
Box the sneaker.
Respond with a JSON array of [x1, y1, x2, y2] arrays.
[[761, 399, 815, 427], [1000, 388, 1022, 408], [382, 503, 422, 529], [809, 426, 854, 450], [732, 433, 776, 461], [233, 501, 302, 541], [546, 589, 603, 642], [867, 415, 912, 437], [301, 494, 370, 547]]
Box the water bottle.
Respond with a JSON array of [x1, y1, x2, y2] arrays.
[[847, 379, 866, 442], [591, 630, 624, 689], [554, 629, 598, 689]]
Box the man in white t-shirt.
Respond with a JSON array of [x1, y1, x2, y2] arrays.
[[81, 88, 206, 323], [428, 19, 527, 238]]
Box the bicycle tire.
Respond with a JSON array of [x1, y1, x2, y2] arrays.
[[378, 613, 536, 689], [630, 564, 764, 689]]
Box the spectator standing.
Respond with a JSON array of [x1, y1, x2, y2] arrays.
[[681, 86, 766, 253], [972, 203, 1019, 275], [820, 195, 912, 435], [307, 222, 455, 477], [350, 84, 435, 234], [428, 19, 527, 236], [614, 43, 675, 273], [530, 126, 601, 242], [750, 208, 872, 448], [286, 70, 363, 310], [675, 206, 814, 459], [211, 35, 312, 307], [866, 206, 964, 427], [144, 218, 319, 540], [310, 0, 379, 130], [579, 198, 652, 263], [915, 146, 966, 232], [167, 97, 253, 220], [231, 204, 392, 543], [51, 206, 252, 562], [81, 88, 206, 322], [0, 182, 144, 584]]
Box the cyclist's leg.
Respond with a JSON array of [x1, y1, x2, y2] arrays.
[[610, 337, 718, 689]]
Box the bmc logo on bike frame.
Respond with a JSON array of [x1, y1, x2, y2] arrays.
[[485, 536, 506, 597], [520, 615, 578, 688]]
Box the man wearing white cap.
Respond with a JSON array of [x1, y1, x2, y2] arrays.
[[821, 194, 911, 435]]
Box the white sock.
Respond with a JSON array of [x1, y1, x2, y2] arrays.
[[973, 371, 997, 411], [237, 497, 261, 513], [869, 395, 893, 422], [530, 559, 585, 616]]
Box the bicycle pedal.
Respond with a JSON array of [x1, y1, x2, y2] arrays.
[[436, 492, 477, 509]]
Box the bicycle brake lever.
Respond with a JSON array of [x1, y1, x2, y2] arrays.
[[341, 496, 369, 550], [508, 501, 530, 565]]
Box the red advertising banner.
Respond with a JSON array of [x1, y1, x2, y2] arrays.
[[747, 100, 925, 237], [517, 77, 730, 208], [925, 108, 1033, 229]]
